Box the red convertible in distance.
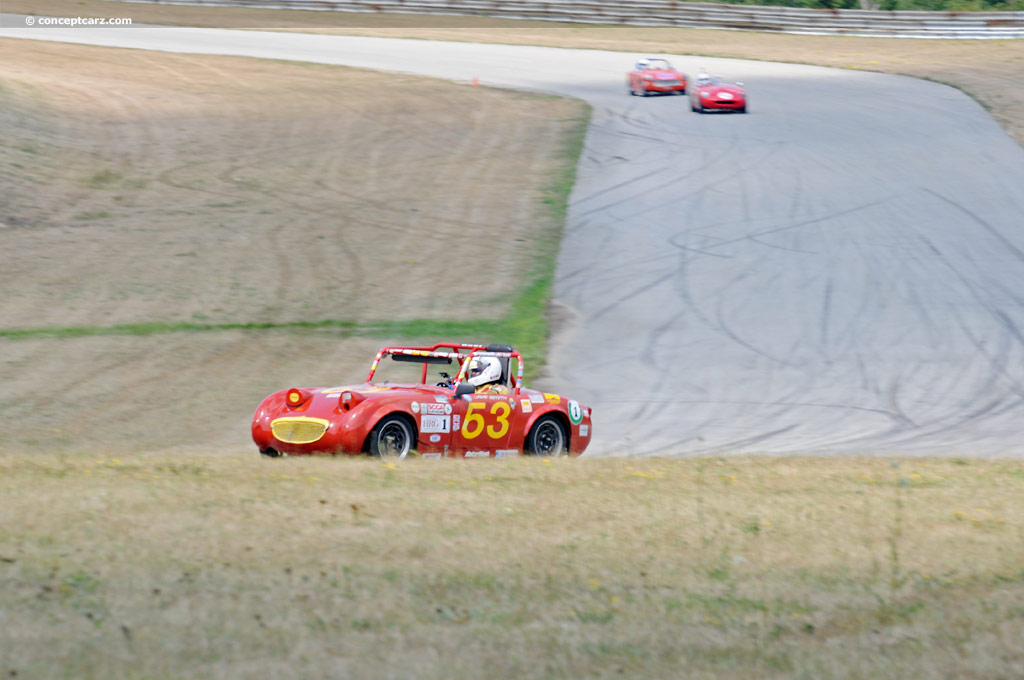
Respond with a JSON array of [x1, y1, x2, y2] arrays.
[[628, 57, 688, 97], [252, 343, 593, 460], [690, 73, 748, 113]]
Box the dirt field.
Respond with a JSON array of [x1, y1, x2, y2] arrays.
[[0, 39, 584, 452]]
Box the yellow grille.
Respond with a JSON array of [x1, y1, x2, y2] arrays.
[[271, 417, 329, 444]]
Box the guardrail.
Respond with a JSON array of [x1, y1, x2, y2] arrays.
[[126, 0, 1024, 38]]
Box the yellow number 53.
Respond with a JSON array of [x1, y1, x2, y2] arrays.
[[462, 401, 511, 439]]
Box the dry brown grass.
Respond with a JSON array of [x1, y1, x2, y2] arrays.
[[2, 453, 1023, 678]]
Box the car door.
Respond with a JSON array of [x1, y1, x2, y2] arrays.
[[413, 395, 455, 456], [451, 393, 519, 457]]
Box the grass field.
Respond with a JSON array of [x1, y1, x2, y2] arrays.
[[3, 454, 1023, 678], [3, 3, 1024, 677]]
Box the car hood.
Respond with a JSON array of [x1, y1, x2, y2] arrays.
[[317, 383, 448, 399], [645, 69, 682, 78], [263, 382, 449, 411], [700, 84, 745, 95]]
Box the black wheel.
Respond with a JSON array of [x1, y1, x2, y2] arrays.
[[259, 447, 282, 458], [525, 415, 567, 457], [368, 414, 414, 459], [628, 82, 636, 96]]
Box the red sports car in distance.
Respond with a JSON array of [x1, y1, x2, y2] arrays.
[[252, 342, 593, 460], [628, 58, 687, 97], [690, 73, 747, 113]]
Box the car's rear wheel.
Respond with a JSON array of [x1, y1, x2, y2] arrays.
[[368, 414, 414, 459], [525, 415, 567, 457]]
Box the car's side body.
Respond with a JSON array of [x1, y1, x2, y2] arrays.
[[628, 58, 687, 97], [690, 77, 747, 113], [251, 343, 593, 459]]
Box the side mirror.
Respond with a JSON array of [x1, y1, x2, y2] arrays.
[[455, 382, 475, 398]]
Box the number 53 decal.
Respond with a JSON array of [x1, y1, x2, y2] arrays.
[[462, 401, 511, 439]]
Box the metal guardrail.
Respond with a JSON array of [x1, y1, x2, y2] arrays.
[[126, 0, 1024, 38]]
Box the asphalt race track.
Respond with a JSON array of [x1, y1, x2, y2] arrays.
[[4, 15, 1024, 457]]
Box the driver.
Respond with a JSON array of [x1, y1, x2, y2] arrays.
[[465, 356, 510, 395]]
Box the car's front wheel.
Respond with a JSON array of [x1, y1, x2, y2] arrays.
[[525, 415, 567, 457], [368, 414, 414, 459]]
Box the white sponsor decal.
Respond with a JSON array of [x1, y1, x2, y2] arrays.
[[529, 393, 545, 404], [444, 404, 452, 415], [580, 424, 589, 437], [422, 453, 442, 460], [411, 402, 420, 414], [429, 434, 441, 443], [423, 402, 446, 415], [521, 399, 533, 413], [421, 415, 450, 433], [434, 396, 448, 403], [453, 415, 461, 432], [465, 450, 490, 458], [495, 449, 520, 458]]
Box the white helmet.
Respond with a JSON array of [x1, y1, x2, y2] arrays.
[[466, 356, 502, 387]]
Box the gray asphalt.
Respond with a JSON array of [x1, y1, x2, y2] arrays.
[[4, 16, 1024, 457]]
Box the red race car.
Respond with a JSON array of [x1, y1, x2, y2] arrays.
[[690, 73, 747, 113], [628, 58, 687, 97], [252, 343, 593, 460]]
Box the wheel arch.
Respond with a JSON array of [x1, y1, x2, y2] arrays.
[[525, 409, 572, 454], [361, 409, 418, 453]]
